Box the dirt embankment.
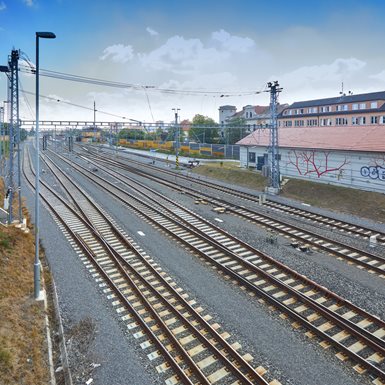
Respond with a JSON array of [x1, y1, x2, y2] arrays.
[[0, 219, 50, 384]]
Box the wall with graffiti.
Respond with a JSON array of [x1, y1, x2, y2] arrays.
[[240, 145, 385, 194]]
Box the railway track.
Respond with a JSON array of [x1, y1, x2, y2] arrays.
[[24, 146, 280, 385], [47, 148, 385, 383], [85, 145, 385, 245], [75, 148, 385, 277]]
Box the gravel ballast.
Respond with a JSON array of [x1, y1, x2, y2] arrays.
[[43, 147, 380, 385]]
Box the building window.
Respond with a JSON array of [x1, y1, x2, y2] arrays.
[[343, 104, 348, 111], [294, 120, 304, 127], [359, 103, 366, 109], [352, 117, 358, 125], [360, 116, 366, 125], [284, 120, 292, 127], [352, 103, 358, 110], [249, 152, 256, 163], [371, 116, 378, 124], [320, 106, 331, 113], [371, 102, 378, 109], [336, 118, 348, 125], [320, 118, 332, 126], [306, 119, 318, 126], [382, 116, 385, 124]]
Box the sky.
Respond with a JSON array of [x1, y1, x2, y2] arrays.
[[1, 0, 385, 124]]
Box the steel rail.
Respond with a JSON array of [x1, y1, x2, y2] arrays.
[[40, 152, 271, 385], [26, 146, 272, 385], [80, 144, 385, 243], [48, 149, 385, 380]]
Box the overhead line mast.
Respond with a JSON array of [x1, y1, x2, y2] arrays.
[[267, 81, 282, 193]]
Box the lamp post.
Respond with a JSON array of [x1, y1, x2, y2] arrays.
[[172, 108, 180, 169], [35, 31, 56, 300]]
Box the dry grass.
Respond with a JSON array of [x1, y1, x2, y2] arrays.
[[192, 164, 385, 224], [193, 163, 267, 190], [0, 179, 49, 385]]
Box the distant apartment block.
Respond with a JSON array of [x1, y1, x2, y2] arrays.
[[218, 103, 288, 138], [279, 91, 385, 128]]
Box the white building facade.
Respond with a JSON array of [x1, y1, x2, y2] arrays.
[[240, 145, 385, 194]]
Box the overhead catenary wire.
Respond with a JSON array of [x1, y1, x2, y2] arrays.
[[19, 80, 34, 119], [20, 90, 135, 121], [18, 64, 267, 97]]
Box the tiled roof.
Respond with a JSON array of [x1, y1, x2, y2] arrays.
[[219, 105, 236, 110], [254, 105, 268, 114], [236, 126, 385, 152], [286, 91, 385, 109]]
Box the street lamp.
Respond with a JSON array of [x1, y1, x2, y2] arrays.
[[35, 31, 56, 300], [172, 108, 180, 169]]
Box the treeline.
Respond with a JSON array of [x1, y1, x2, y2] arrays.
[[117, 114, 250, 145]]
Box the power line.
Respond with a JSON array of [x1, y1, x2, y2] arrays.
[[20, 89, 133, 120], [19, 64, 266, 97]]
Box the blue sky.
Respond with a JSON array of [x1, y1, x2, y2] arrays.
[[1, 0, 385, 123]]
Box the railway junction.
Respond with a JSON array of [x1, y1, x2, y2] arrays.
[[16, 138, 385, 385]]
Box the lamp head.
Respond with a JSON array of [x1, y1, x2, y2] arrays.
[[36, 32, 56, 39]]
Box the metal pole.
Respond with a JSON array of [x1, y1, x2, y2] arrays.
[[34, 34, 41, 299], [34, 32, 55, 300], [268, 81, 282, 191], [93, 100, 96, 143], [0, 107, 3, 176], [172, 108, 180, 169], [8, 53, 16, 224], [16, 58, 22, 223], [115, 123, 117, 158]]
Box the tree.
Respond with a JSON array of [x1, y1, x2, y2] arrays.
[[224, 116, 247, 144], [20, 128, 28, 141], [189, 114, 218, 144], [118, 128, 145, 140]]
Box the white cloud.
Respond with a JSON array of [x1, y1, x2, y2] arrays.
[[139, 35, 228, 72], [0, 2, 6, 11], [369, 69, 385, 82], [100, 44, 134, 63], [139, 30, 260, 74], [211, 29, 255, 53], [146, 27, 159, 36], [277, 58, 366, 88], [23, 0, 34, 6]]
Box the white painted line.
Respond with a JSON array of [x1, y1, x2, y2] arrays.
[[301, 203, 311, 206], [214, 218, 223, 223], [137, 231, 146, 236]]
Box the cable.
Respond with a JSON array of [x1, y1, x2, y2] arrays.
[[143, 87, 155, 123], [19, 80, 34, 119], [20, 90, 134, 120], [19, 65, 267, 97]]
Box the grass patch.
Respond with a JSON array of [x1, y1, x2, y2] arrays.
[[192, 163, 268, 191], [0, 232, 11, 249], [281, 179, 385, 223], [0, 179, 49, 385]]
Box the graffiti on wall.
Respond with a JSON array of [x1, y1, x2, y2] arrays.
[[360, 154, 385, 181], [286, 150, 349, 178], [360, 166, 385, 180]]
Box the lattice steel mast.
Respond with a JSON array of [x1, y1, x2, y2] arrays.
[[267, 81, 282, 192]]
